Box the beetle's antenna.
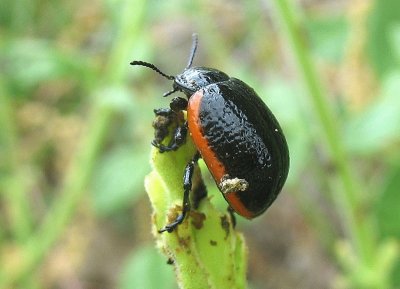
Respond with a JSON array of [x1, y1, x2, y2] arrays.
[[186, 33, 198, 69], [130, 60, 175, 80]]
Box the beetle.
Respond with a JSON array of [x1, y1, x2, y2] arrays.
[[131, 34, 289, 233]]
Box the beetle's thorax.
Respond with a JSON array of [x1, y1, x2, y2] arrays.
[[174, 67, 230, 97]]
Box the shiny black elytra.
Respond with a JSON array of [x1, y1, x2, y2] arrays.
[[131, 34, 289, 233]]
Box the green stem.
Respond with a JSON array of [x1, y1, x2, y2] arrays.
[[271, 0, 374, 264], [0, 81, 32, 242], [103, 0, 146, 84], [0, 0, 146, 287], [146, 141, 247, 289]]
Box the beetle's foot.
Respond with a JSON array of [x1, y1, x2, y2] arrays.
[[151, 140, 182, 153], [158, 213, 185, 233]]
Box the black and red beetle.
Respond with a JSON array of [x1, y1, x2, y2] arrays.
[[131, 34, 289, 233]]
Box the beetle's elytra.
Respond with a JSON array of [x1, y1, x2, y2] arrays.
[[131, 34, 289, 233]]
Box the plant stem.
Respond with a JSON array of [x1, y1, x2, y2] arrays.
[[0, 81, 32, 242], [146, 143, 248, 289], [271, 0, 375, 264]]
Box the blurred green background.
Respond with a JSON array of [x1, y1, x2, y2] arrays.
[[1, 0, 400, 288]]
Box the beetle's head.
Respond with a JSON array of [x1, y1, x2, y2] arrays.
[[173, 67, 229, 97], [130, 34, 229, 98]]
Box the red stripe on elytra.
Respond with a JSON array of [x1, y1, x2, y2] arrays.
[[187, 90, 254, 219]]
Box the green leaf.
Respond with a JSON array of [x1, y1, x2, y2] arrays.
[[307, 15, 349, 62], [367, 0, 400, 77], [1, 39, 90, 96], [91, 146, 149, 215], [260, 78, 311, 183], [376, 161, 400, 287], [344, 72, 400, 154], [376, 165, 400, 239], [119, 246, 176, 289], [336, 239, 398, 289]]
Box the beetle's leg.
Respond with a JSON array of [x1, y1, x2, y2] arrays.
[[227, 206, 237, 228], [152, 108, 175, 146], [152, 97, 189, 153], [192, 177, 207, 210], [159, 152, 201, 233], [152, 108, 185, 152], [169, 96, 188, 112], [153, 121, 187, 153]]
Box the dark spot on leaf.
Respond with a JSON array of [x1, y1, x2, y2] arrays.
[[178, 235, 191, 249], [166, 257, 174, 265], [210, 240, 217, 246], [190, 211, 206, 229]]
